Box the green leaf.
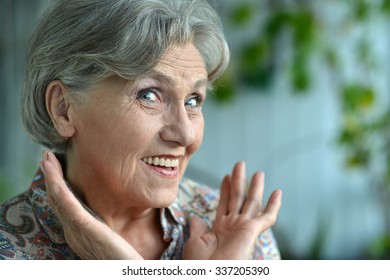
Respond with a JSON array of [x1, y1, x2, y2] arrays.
[[265, 11, 292, 39], [291, 52, 311, 92], [241, 40, 268, 69], [239, 40, 273, 88], [212, 71, 236, 103], [231, 3, 254, 26], [291, 66, 310, 92], [240, 64, 273, 89], [212, 83, 235, 103], [342, 84, 375, 112], [354, 0, 370, 21], [381, 0, 390, 14], [345, 149, 370, 168], [338, 128, 357, 145], [292, 10, 316, 46]]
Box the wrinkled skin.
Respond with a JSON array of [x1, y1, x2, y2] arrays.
[[42, 43, 282, 259]]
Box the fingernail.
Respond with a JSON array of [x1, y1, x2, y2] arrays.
[[40, 161, 45, 173], [48, 151, 55, 160]]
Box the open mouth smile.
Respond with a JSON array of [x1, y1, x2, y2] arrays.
[[142, 157, 179, 168], [141, 157, 180, 178]]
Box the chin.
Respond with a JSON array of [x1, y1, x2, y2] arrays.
[[151, 191, 178, 209]]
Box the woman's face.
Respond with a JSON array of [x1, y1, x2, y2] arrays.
[[68, 43, 207, 210]]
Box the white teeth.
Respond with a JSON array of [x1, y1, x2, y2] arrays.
[[159, 158, 165, 166], [142, 157, 179, 168]]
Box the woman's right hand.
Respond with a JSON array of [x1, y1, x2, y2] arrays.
[[40, 150, 143, 260], [183, 162, 282, 260]]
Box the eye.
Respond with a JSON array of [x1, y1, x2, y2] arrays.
[[137, 89, 159, 102], [185, 95, 203, 108]]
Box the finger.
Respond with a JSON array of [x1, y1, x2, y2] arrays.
[[188, 214, 209, 238], [215, 175, 230, 217], [190, 215, 218, 248], [47, 151, 64, 177], [40, 154, 64, 198], [228, 161, 246, 214], [254, 189, 282, 229], [184, 215, 216, 260], [42, 150, 61, 175], [240, 171, 264, 216], [41, 159, 88, 227]]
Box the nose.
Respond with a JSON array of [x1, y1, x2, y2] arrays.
[[159, 104, 195, 147]]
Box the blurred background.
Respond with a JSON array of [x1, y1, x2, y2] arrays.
[[1, 0, 390, 259]]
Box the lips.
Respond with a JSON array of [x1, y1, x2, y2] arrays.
[[142, 156, 180, 178]]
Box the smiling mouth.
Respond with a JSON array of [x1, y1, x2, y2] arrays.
[[142, 157, 179, 169]]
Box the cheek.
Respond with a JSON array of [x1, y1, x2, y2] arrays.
[[72, 109, 135, 164], [188, 117, 204, 155]]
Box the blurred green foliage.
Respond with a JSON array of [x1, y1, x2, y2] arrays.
[[0, 157, 38, 203], [214, 0, 390, 258], [382, 0, 390, 12], [213, 1, 317, 102], [231, 3, 252, 25], [366, 235, 390, 259], [0, 175, 12, 204]]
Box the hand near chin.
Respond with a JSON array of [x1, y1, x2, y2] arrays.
[[40, 151, 143, 260], [183, 162, 282, 260]]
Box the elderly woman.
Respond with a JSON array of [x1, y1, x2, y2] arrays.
[[0, 0, 282, 260]]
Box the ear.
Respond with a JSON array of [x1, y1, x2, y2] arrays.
[[45, 81, 76, 138]]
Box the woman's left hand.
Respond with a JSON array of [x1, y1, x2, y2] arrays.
[[183, 161, 282, 259], [40, 151, 144, 260]]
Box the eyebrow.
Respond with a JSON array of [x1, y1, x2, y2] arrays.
[[146, 70, 209, 90]]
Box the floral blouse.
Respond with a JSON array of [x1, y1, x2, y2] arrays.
[[0, 168, 281, 260]]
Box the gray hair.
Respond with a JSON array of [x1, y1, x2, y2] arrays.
[[22, 0, 230, 154]]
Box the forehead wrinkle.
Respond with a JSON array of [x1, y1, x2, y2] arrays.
[[147, 70, 207, 91], [147, 70, 175, 88]]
